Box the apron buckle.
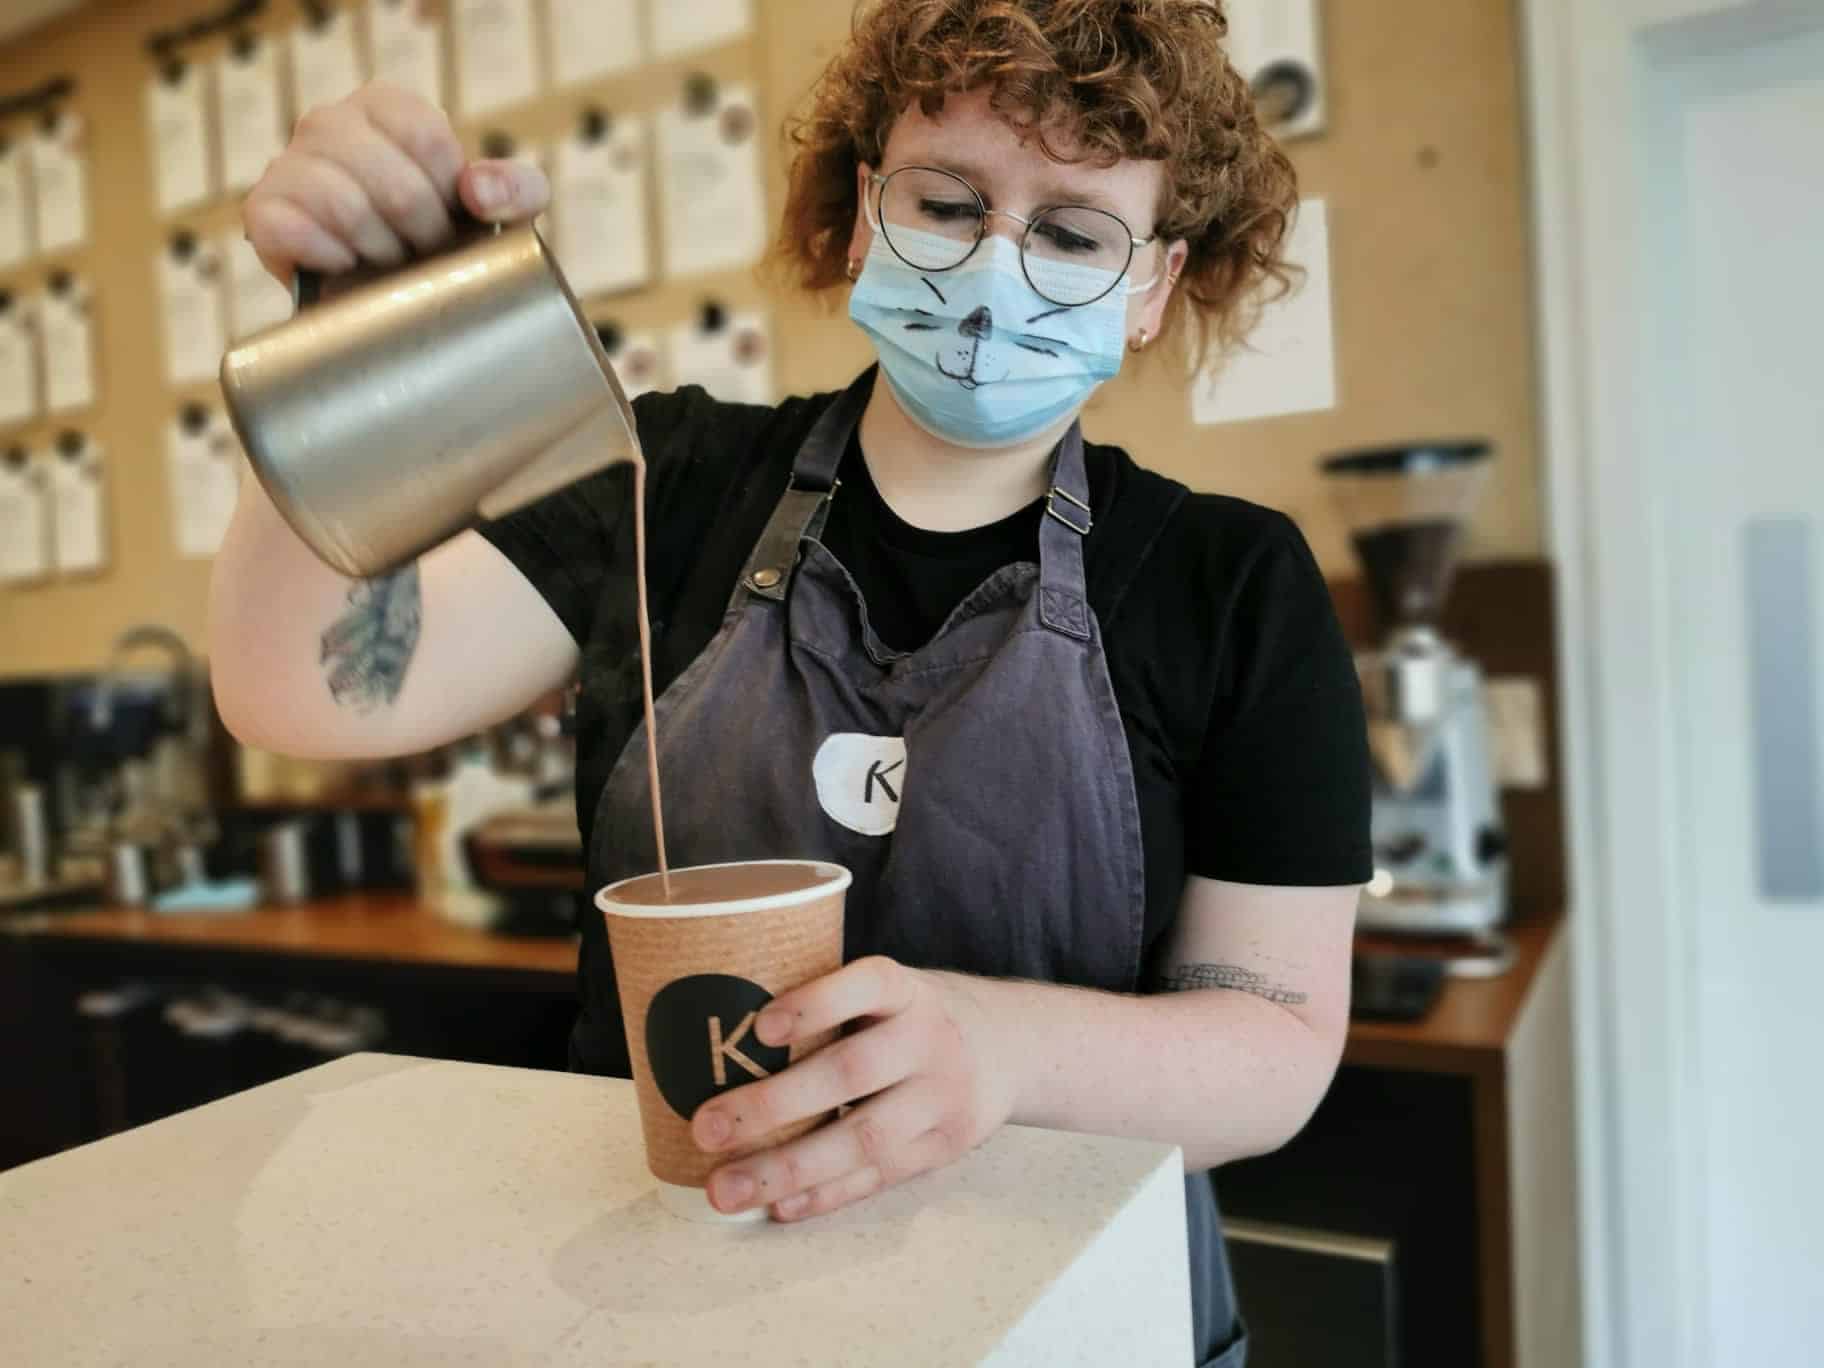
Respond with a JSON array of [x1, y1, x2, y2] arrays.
[[1045, 485, 1093, 536], [787, 472, 842, 497]]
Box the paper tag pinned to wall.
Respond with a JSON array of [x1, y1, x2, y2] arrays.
[[224, 232, 292, 341], [454, 0, 540, 118], [160, 232, 228, 385], [1190, 197, 1337, 427], [657, 79, 765, 280], [30, 111, 89, 254], [554, 111, 651, 296], [166, 404, 243, 559], [0, 288, 38, 427], [548, 0, 642, 86], [290, 6, 366, 117], [147, 60, 213, 215], [367, 0, 446, 109], [40, 270, 97, 414], [49, 429, 107, 576], [218, 34, 287, 194], [0, 133, 30, 269], [0, 445, 51, 585], [668, 306, 773, 406]]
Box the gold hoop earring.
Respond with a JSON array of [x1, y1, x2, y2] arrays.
[[1129, 328, 1151, 354], [846, 257, 862, 281]]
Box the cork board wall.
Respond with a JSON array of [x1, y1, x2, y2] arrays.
[[0, 0, 1543, 679]]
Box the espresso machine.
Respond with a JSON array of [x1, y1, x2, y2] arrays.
[[1323, 443, 1511, 975]]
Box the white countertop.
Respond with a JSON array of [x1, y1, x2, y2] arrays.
[[1, 1053, 1192, 1365]]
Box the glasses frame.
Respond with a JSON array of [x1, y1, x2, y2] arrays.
[[867, 167, 1157, 308]]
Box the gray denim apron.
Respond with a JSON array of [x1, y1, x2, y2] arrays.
[[587, 374, 1245, 1365]]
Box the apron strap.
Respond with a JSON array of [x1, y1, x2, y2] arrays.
[[789, 368, 874, 493], [731, 368, 1120, 644], [1036, 422, 1094, 642], [731, 369, 874, 607]]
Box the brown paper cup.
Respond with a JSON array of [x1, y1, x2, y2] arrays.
[[597, 860, 850, 1223]]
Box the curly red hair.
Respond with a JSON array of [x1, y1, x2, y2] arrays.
[[777, 0, 1299, 362]]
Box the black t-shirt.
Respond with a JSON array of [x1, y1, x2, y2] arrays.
[[821, 432, 1043, 654], [478, 382, 1371, 970]]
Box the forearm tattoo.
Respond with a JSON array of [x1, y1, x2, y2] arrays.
[[320, 565, 422, 712], [1161, 962, 1310, 1006]]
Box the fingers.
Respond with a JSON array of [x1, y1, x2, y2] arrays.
[[243, 79, 469, 285], [242, 192, 358, 282], [458, 158, 551, 223], [754, 955, 919, 1048], [283, 153, 410, 265], [773, 1128, 958, 1222], [292, 102, 449, 254], [692, 1006, 924, 1154], [706, 1078, 942, 1214], [359, 80, 466, 206]]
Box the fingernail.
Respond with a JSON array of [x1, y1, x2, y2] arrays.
[[698, 1110, 731, 1150], [774, 1193, 810, 1221], [756, 1007, 792, 1045], [472, 169, 504, 213], [718, 1172, 756, 1211]]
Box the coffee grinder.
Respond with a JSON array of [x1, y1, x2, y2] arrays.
[[1322, 443, 1511, 975]]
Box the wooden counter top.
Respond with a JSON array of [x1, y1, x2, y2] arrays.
[[20, 894, 1563, 1077], [1344, 907, 1565, 1078], [20, 893, 576, 978]]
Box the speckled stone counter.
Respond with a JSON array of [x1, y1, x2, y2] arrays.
[[0, 1053, 1192, 1365]]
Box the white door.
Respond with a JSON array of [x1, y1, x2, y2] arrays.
[[1657, 24, 1824, 1363], [1525, 2, 1824, 1365]]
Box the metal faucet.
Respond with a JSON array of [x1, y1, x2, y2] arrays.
[[91, 624, 208, 749], [90, 625, 215, 877]]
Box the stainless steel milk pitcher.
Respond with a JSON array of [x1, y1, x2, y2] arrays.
[[219, 223, 638, 580]]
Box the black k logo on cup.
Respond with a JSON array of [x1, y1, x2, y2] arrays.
[[646, 974, 792, 1119]]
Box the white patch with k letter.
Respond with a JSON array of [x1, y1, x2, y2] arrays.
[[813, 733, 907, 836]]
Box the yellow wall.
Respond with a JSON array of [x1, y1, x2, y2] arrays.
[[0, 0, 1542, 678]]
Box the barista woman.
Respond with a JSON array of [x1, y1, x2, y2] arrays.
[[212, 4, 1371, 1361]]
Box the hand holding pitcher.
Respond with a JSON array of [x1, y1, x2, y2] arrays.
[[242, 80, 550, 285]]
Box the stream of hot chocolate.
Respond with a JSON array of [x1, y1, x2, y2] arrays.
[[631, 456, 670, 896]]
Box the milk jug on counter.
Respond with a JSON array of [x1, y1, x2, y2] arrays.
[[219, 223, 640, 581]]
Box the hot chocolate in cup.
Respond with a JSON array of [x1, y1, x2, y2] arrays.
[[597, 859, 851, 1224]]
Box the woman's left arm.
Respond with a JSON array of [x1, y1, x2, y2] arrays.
[[691, 876, 1357, 1220], [983, 876, 1358, 1169]]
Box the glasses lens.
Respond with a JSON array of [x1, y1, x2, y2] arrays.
[[1023, 206, 1133, 305], [879, 168, 982, 271]]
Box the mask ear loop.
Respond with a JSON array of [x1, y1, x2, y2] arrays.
[[859, 189, 895, 274], [1123, 242, 1182, 298], [1124, 269, 1161, 297]]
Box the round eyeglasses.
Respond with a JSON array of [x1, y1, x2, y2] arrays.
[[867, 167, 1157, 309]]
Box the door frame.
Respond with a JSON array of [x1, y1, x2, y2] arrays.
[[1518, 2, 1824, 1365]]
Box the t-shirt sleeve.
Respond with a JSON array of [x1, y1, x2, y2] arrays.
[[1185, 515, 1374, 887], [474, 388, 704, 645]]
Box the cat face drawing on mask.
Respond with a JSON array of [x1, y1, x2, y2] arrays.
[[849, 224, 1152, 449], [912, 282, 1076, 393]]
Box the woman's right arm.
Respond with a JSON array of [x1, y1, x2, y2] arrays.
[[210, 82, 574, 760]]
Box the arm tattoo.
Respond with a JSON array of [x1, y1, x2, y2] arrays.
[[1160, 962, 1309, 1006], [320, 564, 422, 712]]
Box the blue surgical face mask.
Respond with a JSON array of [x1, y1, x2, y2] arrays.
[[848, 225, 1152, 449]]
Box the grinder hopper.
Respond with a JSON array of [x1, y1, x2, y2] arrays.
[[1322, 443, 1492, 791]]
